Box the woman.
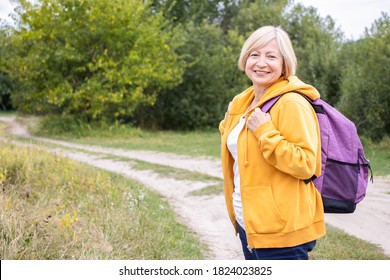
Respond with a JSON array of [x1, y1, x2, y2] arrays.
[[219, 26, 326, 260]]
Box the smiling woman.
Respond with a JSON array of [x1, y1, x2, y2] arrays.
[[219, 25, 325, 260]]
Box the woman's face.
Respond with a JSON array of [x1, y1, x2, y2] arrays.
[[245, 39, 284, 91]]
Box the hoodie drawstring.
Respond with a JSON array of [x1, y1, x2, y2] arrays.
[[244, 125, 249, 167]]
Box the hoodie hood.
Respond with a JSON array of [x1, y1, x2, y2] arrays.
[[229, 76, 320, 115]]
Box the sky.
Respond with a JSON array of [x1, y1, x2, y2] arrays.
[[0, 0, 389, 40], [294, 0, 390, 39]]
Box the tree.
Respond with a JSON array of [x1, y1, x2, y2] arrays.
[[5, 0, 183, 121], [150, 0, 221, 25], [285, 3, 343, 105], [133, 21, 247, 129], [338, 13, 390, 141], [0, 29, 14, 110], [150, 0, 246, 32], [0, 72, 13, 110], [230, 0, 288, 37]]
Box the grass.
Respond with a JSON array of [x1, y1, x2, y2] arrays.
[[0, 111, 16, 117], [131, 159, 221, 182], [0, 122, 7, 137], [311, 224, 389, 260], [362, 137, 390, 177], [1, 114, 390, 260], [0, 142, 206, 260], [189, 183, 224, 196]]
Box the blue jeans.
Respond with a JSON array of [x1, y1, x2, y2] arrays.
[[237, 223, 316, 260]]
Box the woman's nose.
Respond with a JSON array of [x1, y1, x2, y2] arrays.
[[255, 56, 266, 66]]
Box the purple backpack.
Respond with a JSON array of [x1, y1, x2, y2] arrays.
[[262, 93, 373, 214]]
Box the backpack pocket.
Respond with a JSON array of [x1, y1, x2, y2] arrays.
[[319, 158, 359, 213]]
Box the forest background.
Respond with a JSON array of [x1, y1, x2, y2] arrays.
[[0, 0, 389, 142]]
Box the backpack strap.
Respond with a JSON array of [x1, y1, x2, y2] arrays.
[[295, 93, 325, 114], [260, 95, 283, 112], [304, 175, 317, 184], [260, 93, 321, 113], [261, 93, 319, 185]]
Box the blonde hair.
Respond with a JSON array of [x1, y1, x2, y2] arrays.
[[238, 26, 297, 77]]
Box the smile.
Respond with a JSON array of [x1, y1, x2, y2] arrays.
[[254, 70, 270, 74]]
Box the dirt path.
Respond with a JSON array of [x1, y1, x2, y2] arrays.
[[1, 116, 389, 258]]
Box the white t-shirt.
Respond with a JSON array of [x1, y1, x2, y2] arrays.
[[226, 115, 246, 230]]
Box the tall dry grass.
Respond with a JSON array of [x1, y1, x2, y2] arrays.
[[0, 142, 205, 259]]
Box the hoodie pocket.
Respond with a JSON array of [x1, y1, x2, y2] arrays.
[[241, 185, 287, 234]]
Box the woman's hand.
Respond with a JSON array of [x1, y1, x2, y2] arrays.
[[246, 108, 271, 132]]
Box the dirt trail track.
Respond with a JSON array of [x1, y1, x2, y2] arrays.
[[1, 116, 389, 259]]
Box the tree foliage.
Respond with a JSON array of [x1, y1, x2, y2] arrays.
[[0, 29, 13, 110], [133, 22, 247, 129], [150, 0, 246, 32], [231, 0, 288, 36], [285, 4, 343, 104], [338, 13, 390, 141], [5, 0, 183, 120]]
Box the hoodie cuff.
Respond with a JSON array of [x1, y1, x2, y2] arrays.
[[253, 120, 275, 140]]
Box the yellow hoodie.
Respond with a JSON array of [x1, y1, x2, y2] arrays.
[[220, 76, 326, 249]]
